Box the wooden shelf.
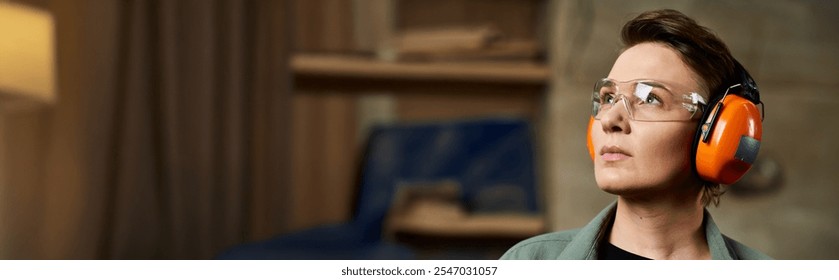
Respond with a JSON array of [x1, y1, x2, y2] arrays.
[[291, 53, 550, 85], [390, 213, 544, 239]]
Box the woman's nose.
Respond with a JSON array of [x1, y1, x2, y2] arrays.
[[599, 97, 631, 134]]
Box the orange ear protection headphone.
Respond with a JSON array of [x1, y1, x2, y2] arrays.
[[587, 60, 764, 185]]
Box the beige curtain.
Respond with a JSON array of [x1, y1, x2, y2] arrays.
[[0, 0, 292, 259]]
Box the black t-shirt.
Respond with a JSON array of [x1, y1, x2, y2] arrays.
[[597, 207, 651, 260], [598, 242, 651, 260]]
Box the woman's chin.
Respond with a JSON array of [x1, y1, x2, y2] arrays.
[[598, 184, 638, 196], [595, 174, 637, 193], [597, 180, 663, 197]]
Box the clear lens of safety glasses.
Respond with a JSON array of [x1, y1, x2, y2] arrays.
[[591, 78, 707, 122]]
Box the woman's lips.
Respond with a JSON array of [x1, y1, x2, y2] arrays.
[[602, 152, 630, 161], [600, 146, 631, 161]]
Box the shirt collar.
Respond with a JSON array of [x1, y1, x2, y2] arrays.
[[557, 201, 736, 260]]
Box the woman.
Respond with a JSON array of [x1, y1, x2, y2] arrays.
[[502, 9, 770, 260]]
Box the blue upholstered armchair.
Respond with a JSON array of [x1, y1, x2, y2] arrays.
[[217, 118, 540, 259]]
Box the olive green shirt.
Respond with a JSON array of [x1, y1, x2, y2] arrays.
[[501, 202, 771, 260]]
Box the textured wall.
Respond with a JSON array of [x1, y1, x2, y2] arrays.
[[544, 0, 839, 259]]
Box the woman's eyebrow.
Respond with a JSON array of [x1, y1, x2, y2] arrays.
[[638, 80, 669, 89]]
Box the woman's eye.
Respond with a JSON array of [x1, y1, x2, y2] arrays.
[[644, 93, 662, 105], [602, 93, 616, 104]]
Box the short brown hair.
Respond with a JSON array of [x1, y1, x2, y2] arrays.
[[621, 9, 741, 207]]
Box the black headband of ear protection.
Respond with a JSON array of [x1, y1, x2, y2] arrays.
[[730, 59, 761, 105]]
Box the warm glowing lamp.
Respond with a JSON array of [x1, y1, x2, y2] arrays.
[[0, 2, 55, 256], [0, 1, 56, 110]]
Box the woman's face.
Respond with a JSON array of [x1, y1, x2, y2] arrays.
[[591, 42, 705, 196]]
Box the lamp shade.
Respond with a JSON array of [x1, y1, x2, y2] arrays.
[[0, 2, 56, 108]]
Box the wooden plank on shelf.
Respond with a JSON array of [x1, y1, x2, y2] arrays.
[[391, 213, 545, 239], [291, 54, 549, 85]]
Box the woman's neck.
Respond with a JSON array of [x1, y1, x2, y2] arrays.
[[608, 191, 710, 260]]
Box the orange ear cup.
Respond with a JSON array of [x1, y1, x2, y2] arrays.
[[695, 95, 763, 184], [587, 117, 595, 161]]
